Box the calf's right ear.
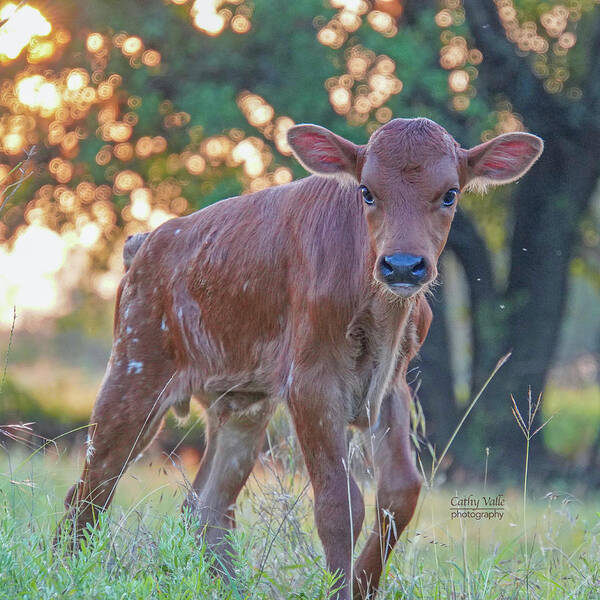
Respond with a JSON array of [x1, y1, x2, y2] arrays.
[[287, 124, 359, 181]]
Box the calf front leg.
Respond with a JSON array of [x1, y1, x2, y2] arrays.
[[353, 387, 422, 599], [289, 382, 365, 600]]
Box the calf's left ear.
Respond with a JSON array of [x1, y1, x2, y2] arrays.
[[463, 132, 544, 189], [287, 124, 359, 181]]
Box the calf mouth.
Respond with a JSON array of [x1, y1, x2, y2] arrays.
[[386, 282, 423, 298]]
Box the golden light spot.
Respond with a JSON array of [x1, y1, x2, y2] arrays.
[[448, 69, 469, 93], [94, 272, 120, 300], [250, 104, 274, 127], [317, 27, 338, 47], [348, 56, 369, 79], [339, 10, 361, 32], [171, 196, 188, 214], [114, 142, 134, 161], [61, 131, 79, 154], [130, 188, 152, 220], [15, 74, 43, 106], [55, 160, 74, 183], [273, 167, 292, 185], [109, 122, 133, 143], [192, 0, 228, 36], [440, 37, 468, 70], [452, 95, 470, 111], [142, 49, 161, 67], [39, 82, 60, 112], [185, 154, 206, 175], [330, 86, 352, 114], [274, 116, 294, 155], [28, 39, 55, 63], [0, 3, 51, 60], [468, 49, 483, 65], [375, 106, 392, 123], [354, 95, 371, 114], [331, 0, 366, 11], [114, 170, 144, 194], [122, 36, 143, 56], [0, 225, 68, 322], [86, 33, 104, 53], [558, 32, 576, 49], [79, 222, 101, 248], [96, 147, 112, 166], [231, 15, 251, 34], [152, 136, 167, 154], [56, 29, 70, 46], [66, 69, 89, 92], [149, 208, 172, 228], [135, 136, 153, 158], [97, 82, 113, 100], [0, 164, 10, 182], [232, 138, 265, 177], [2, 132, 24, 155], [435, 9, 453, 28], [367, 11, 397, 37]]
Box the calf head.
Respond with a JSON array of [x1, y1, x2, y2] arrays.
[[288, 118, 543, 297]]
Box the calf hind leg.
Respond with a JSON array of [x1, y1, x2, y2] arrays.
[[58, 359, 175, 543], [182, 397, 275, 574]]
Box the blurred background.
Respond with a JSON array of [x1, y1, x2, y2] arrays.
[[1, 0, 599, 484]]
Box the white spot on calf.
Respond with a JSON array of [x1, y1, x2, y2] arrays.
[[127, 360, 144, 374], [177, 307, 183, 320], [161, 315, 168, 331], [85, 434, 95, 463], [286, 360, 295, 390]]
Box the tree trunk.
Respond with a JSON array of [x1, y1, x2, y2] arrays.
[[469, 140, 600, 475]]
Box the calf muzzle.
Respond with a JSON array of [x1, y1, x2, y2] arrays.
[[379, 253, 428, 288]]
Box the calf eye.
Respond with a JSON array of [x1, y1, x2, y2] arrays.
[[442, 188, 459, 207], [359, 185, 375, 205]]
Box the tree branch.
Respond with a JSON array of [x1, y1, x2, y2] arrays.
[[462, 0, 560, 130]]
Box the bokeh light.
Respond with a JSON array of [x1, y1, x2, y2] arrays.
[[0, 3, 51, 61]]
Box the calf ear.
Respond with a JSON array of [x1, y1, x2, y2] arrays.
[[287, 124, 359, 181], [464, 132, 543, 189]]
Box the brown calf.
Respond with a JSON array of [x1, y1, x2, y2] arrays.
[[59, 117, 542, 598]]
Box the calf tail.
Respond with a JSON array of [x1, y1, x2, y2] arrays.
[[123, 232, 149, 271]]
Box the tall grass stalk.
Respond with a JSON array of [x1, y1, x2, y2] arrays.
[[511, 388, 553, 599], [428, 351, 511, 486]]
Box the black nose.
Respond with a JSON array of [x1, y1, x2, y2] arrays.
[[379, 254, 428, 286]]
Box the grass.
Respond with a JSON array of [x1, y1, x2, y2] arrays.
[[1, 439, 599, 599]]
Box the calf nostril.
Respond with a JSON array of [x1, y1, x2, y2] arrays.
[[380, 256, 394, 278], [411, 258, 427, 278]]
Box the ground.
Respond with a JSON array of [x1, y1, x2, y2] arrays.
[[0, 439, 599, 599]]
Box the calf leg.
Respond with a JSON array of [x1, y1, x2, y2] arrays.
[[289, 386, 365, 600], [353, 387, 422, 599], [58, 356, 175, 543], [182, 398, 274, 574]]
